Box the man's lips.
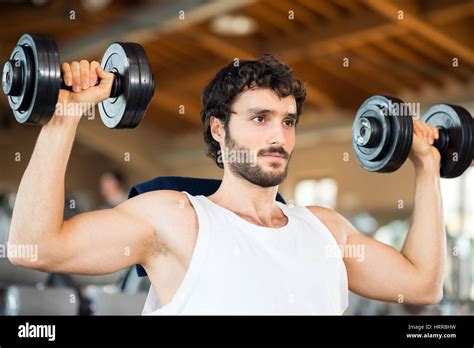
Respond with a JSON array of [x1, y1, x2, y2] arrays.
[[261, 152, 286, 159]]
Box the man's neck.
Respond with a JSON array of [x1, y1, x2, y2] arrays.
[[208, 171, 282, 225]]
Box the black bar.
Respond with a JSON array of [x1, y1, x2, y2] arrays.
[[0, 315, 473, 346]]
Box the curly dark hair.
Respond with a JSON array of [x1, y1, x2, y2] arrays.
[[200, 54, 306, 169]]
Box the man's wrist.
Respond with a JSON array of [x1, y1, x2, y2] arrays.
[[414, 160, 440, 177]]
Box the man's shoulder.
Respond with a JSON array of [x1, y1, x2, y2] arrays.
[[129, 189, 196, 217], [305, 205, 349, 245], [129, 189, 188, 205], [305, 205, 340, 224], [127, 190, 198, 254]]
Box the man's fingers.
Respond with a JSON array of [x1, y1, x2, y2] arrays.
[[413, 118, 429, 144], [70, 61, 81, 92], [422, 122, 436, 144], [59, 61, 116, 103], [61, 63, 72, 86], [413, 118, 424, 138], [414, 118, 438, 145], [96, 66, 115, 83], [89, 61, 100, 86], [80, 60, 90, 90], [94, 67, 114, 100]]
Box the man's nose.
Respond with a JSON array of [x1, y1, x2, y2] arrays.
[[266, 123, 286, 145]]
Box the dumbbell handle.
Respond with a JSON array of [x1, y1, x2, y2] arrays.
[[356, 116, 451, 152], [433, 127, 449, 153], [59, 71, 121, 99], [2, 57, 122, 99]]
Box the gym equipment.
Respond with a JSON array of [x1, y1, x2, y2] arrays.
[[2, 33, 155, 128], [352, 95, 473, 178], [421, 104, 474, 178], [352, 95, 413, 173]]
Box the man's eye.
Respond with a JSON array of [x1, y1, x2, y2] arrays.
[[284, 119, 296, 127], [253, 115, 265, 123]]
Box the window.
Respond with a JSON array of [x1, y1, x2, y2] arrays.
[[294, 178, 338, 208], [440, 167, 474, 300]]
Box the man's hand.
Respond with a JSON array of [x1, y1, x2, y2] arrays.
[[52, 60, 114, 122], [408, 117, 441, 172]]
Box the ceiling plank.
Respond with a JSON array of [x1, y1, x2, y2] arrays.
[[255, 0, 296, 30], [299, 0, 344, 20], [60, 0, 258, 60], [425, 0, 474, 24], [189, 32, 256, 60], [315, 59, 379, 95], [304, 84, 337, 107], [153, 90, 203, 127], [364, 0, 474, 66], [346, 46, 422, 91], [399, 34, 473, 83], [374, 39, 451, 87], [267, 0, 321, 29]]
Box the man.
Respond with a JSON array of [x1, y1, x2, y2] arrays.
[[99, 170, 128, 209], [8, 55, 445, 315]]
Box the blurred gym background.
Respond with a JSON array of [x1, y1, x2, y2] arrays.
[[0, 0, 472, 315]]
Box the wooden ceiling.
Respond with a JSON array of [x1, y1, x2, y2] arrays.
[[1, 0, 473, 134]]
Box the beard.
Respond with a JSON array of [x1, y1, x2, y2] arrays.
[[223, 131, 291, 188]]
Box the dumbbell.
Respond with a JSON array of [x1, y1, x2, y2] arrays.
[[352, 95, 474, 178], [2, 33, 155, 129]]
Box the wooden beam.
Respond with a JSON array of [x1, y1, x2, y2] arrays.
[[325, 55, 400, 96], [304, 83, 337, 107], [153, 90, 203, 127], [298, 0, 343, 20], [267, 0, 321, 29], [330, 0, 367, 15], [272, 12, 391, 60], [364, 0, 474, 66], [60, 0, 258, 60], [293, 61, 365, 109], [315, 58, 378, 95], [374, 39, 451, 87], [190, 32, 256, 60], [244, 1, 291, 38], [425, 0, 474, 24], [398, 35, 473, 83], [348, 45, 422, 91]]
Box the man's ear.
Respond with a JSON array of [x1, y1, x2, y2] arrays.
[[210, 116, 225, 142]]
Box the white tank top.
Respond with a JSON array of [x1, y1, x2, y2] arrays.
[[142, 191, 349, 315]]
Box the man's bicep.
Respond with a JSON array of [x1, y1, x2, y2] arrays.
[[344, 230, 426, 303], [309, 206, 428, 304], [41, 196, 158, 275]]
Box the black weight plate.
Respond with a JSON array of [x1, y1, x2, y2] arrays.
[[27, 35, 60, 125], [3, 44, 34, 116], [352, 95, 413, 173], [120, 43, 145, 129], [353, 97, 391, 162], [29, 35, 50, 124], [421, 104, 474, 178], [385, 111, 413, 173], [40, 34, 61, 125], [118, 43, 141, 129], [127, 43, 155, 129], [99, 43, 139, 129], [5, 34, 61, 125]]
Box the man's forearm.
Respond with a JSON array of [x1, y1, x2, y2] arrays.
[[401, 166, 446, 291], [8, 115, 80, 246]]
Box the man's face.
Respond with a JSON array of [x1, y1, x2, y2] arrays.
[[220, 87, 297, 188], [100, 173, 120, 197]]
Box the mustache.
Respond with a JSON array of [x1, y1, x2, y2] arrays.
[[258, 147, 290, 159]]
